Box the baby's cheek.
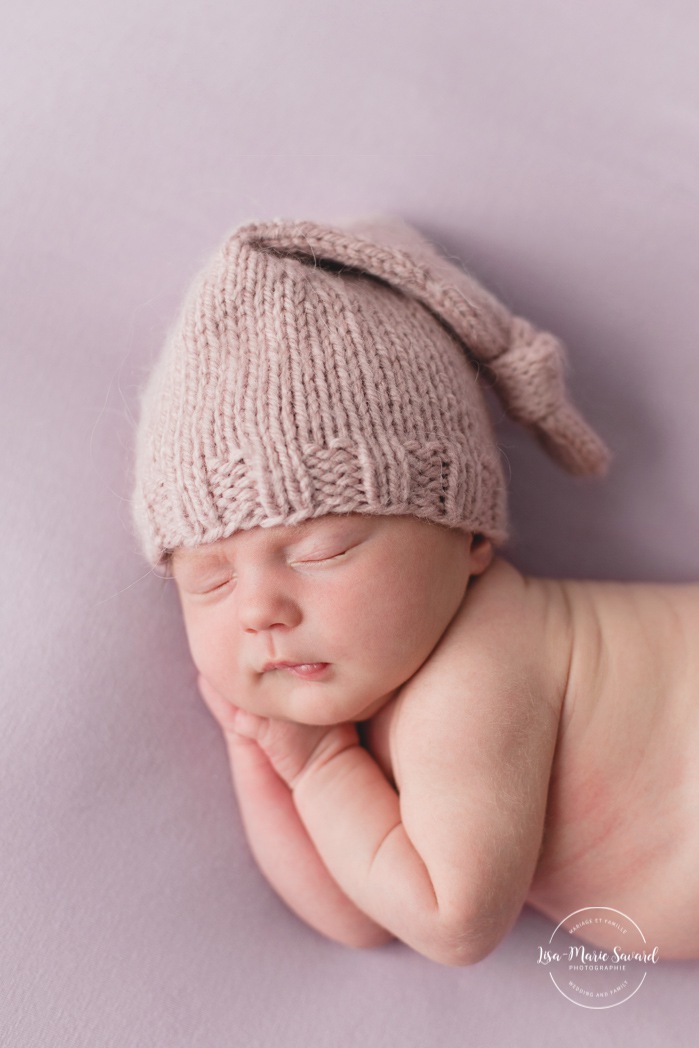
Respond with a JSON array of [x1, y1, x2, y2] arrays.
[[185, 628, 242, 702], [362, 609, 435, 685], [180, 611, 211, 671], [180, 607, 268, 714]]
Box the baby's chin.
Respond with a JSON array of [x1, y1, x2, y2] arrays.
[[257, 670, 398, 726]]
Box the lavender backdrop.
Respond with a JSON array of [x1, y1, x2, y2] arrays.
[[3, 1, 699, 1045]]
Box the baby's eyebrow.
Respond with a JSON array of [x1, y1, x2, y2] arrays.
[[172, 548, 228, 573]]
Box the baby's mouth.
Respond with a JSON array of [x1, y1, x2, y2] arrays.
[[263, 661, 330, 681]]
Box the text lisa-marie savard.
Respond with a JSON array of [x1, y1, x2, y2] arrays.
[[537, 946, 659, 966]]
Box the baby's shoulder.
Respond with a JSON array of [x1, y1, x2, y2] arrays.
[[372, 557, 564, 794], [398, 556, 569, 735], [458, 556, 572, 680]]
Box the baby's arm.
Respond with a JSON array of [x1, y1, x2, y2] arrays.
[[223, 558, 561, 965], [197, 675, 393, 949]]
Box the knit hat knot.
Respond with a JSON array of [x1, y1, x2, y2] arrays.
[[489, 315, 610, 476]]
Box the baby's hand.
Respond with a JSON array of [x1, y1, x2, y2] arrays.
[[196, 673, 393, 949], [198, 674, 359, 788]]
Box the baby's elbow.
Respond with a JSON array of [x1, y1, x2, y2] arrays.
[[422, 913, 507, 967], [430, 931, 499, 968], [337, 918, 502, 965]]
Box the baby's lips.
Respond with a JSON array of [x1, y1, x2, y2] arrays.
[[261, 661, 330, 680]]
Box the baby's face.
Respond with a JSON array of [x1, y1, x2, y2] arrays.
[[172, 513, 492, 725]]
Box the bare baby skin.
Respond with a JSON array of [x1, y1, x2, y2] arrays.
[[173, 513, 699, 964]]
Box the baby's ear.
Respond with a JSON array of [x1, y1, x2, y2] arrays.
[[468, 533, 494, 576]]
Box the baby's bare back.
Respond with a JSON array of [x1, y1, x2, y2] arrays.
[[526, 571, 699, 958]]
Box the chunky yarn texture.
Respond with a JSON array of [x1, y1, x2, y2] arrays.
[[131, 216, 610, 569]]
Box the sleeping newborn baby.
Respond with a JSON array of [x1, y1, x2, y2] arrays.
[[131, 215, 699, 965]]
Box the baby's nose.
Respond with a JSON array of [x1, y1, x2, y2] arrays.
[[237, 574, 301, 633]]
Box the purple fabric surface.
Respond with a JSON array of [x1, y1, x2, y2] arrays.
[[3, 1, 699, 1044]]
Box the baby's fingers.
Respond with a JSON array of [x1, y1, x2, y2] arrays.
[[236, 714, 358, 789]]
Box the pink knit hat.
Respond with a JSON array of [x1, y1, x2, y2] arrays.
[[131, 216, 610, 570]]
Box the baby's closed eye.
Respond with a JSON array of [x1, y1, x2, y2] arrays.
[[292, 546, 351, 565]]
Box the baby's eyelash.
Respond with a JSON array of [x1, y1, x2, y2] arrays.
[[200, 546, 352, 591], [204, 575, 236, 593], [299, 548, 349, 564]]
